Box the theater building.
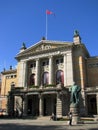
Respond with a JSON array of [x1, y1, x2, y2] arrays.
[[1, 31, 98, 117]]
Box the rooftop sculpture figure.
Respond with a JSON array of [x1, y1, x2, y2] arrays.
[[74, 30, 79, 37]]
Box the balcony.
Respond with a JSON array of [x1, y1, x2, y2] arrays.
[[28, 85, 39, 90], [11, 87, 24, 92]]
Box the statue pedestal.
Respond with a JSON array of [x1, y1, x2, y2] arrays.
[[72, 114, 79, 125], [70, 103, 80, 125]]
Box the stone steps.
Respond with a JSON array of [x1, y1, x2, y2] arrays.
[[37, 116, 50, 120]]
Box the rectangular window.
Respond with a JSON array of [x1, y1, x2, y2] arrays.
[[60, 58, 63, 63], [42, 62, 45, 66], [56, 59, 59, 64], [56, 58, 63, 64], [11, 75, 13, 78], [30, 62, 36, 68], [42, 60, 49, 66]]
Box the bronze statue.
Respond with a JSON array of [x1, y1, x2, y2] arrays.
[[74, 30, 79, 37], [69, 82, 81, 105]]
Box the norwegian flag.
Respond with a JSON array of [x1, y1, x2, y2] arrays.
[[46, 10, 53, 15]]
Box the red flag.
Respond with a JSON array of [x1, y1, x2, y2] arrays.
[[46, 10, 53, 15]]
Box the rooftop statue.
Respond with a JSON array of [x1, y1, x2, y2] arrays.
[[21, 42, 27, 50], [74, 30, 79, 37]]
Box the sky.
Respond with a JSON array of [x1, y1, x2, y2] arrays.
[[0, 0, 98, 72]]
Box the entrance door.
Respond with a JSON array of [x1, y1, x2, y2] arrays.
[[43, 98, 47, 116], [43, 94, 56, 116], [32, 95, 39, 116], [87, 95, 97, 115], [27, 95, 39, 116], [27, 99, 32, 115]]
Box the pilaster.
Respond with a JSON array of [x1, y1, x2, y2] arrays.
[[49, 56, 53, 84], [56, 92, 62, 118], [24, 61, 27, 87], [64, 54, 67, 86], [17, 61, 27, 87], [66, 52, 73, 85], [39, 94, 43, 116], [80, 91, 87, 116], [35, 59, 40, 86]]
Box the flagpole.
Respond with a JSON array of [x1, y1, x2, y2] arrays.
[[46, 12, 48, 40], [45, 10, 53, 40]]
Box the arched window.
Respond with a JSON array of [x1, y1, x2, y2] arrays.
[[30, 74, 35, 85], [42, 72, 49, 85], [56, 70, 64, 85]]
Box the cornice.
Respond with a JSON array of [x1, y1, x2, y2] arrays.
[[1, 69, 17, 75], [87, 56, 98, 60], [85, 86, 98, 93], [15, 44, 73, 61], [73, 43, 90, 57], [16, 40, 72, 56]]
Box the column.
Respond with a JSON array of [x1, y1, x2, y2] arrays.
[[64, 54, 67, 86], [22, 95, 27, 116], [49, 56, 53, 84], [35, 59, 40, 86], [8, 94, 14, 116], [56, 92, 62, 118], [80, 91, 87, 116], [66, 52, 73, 85], [39, 94, 43, 116]]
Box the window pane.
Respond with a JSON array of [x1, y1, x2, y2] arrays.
[[42, 72, 49, 85], [30, 74, 35, 85], [56, 70, 64, 84]]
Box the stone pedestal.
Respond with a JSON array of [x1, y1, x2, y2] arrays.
[[70, 103, 80, 125], [94, 115, 98, 121]]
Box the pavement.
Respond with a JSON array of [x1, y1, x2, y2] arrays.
[[0, 118, 98, 130]]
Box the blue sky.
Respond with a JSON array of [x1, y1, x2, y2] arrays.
[[0, 0, 98, 72]]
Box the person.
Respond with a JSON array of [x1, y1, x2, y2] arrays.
[[50, 113, 56, 120], [68, 111, 72, 125]]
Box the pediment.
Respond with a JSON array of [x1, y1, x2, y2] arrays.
[[28, 40, 68, 52], [35, 41, 65, 51], [16, 40, 72, 58]]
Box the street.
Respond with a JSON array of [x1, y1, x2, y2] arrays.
[[0, 119, 98, 130]]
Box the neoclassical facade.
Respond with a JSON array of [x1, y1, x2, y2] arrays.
[[2, 31, 98, 117]]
